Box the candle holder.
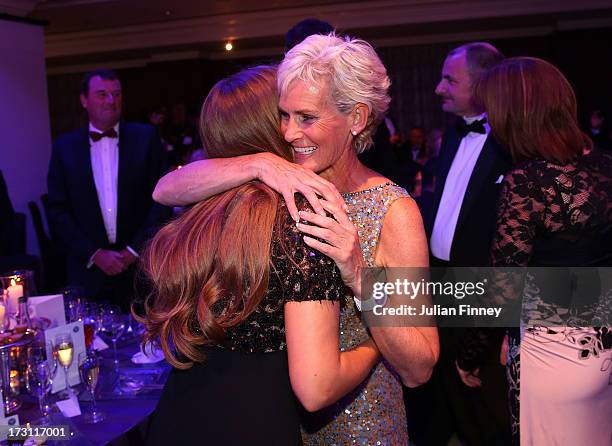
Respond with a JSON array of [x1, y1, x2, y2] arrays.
[[0, 271, 36, 298], [0, 271, 36, 329], [0, 331, 34, 415], [0, 271, 35, 315]]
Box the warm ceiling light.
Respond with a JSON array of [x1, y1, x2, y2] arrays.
[[225, 42, 233, 51]]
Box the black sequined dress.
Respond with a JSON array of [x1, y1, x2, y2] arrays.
[[147, 197, 345, 446]]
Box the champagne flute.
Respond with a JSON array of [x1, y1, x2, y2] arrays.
[[100, 307, 126, 368], [26, 343, 57, 424], [78, 351, 104, 423], [26, 361, 52, 423], [54, 334, 74, 397]]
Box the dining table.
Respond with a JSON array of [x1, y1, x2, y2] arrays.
[[3, 331, 168, 446]]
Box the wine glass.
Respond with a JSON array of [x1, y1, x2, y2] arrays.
[[78, 351, 104, 423], [61, 286, 83, 323], [100, 307, 126, 368], [80, 302, 101, 351], [54, 333, 74, 398], [26, 343, 57, 424]]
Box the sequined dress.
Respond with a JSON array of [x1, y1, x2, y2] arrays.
[[147, 196, 345, 446], [302, 182, 410, 445]]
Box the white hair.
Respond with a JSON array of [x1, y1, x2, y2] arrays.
[[278, 33, 391, 153]]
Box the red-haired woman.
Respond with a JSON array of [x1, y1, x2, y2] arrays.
[[141, 66, 380, 445], [476, 57, 612, 445]]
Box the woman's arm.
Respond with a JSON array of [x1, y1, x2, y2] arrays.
[[368, 197, 439, 387], [284, 300, 379, 412], [153, 155, 260, 206], [296, 197, 439, 387], [153, 152, 344, 221]]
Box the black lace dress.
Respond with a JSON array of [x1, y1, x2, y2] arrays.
[[490, 149, 612, 445], [146, 197, 345, 446]]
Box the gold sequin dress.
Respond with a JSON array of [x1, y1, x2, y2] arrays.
[[302, 182, 410, 445]]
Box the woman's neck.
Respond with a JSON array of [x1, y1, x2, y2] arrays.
[[320, 148, 388, 194]]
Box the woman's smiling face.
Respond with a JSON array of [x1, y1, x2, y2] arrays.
[[279, 79, 353, 179]]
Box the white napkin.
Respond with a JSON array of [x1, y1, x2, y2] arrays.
[[56, 394, 81, 418], [131, 343, 165, 364], [92, 335, 109, 351]]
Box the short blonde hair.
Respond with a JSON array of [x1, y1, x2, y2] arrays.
[[278, 33, 390, 153]]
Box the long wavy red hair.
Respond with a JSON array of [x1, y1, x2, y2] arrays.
[[138, 66, 293, 369]]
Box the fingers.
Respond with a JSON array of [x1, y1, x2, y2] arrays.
[[307, 177, 344, 208], [296, 221, 333, 243], [298, 210, 335, 228], [109, 251, 125, 261], [298, 188, 326, 217], [109, 252, 126, 274], [302, 235, 334, 256], [319, 199, 352, 226], [298, 209, 355, 241], [108, 259, 125, 275], [465, 373, 482, 387], [455, 362, 482, 388], [500, 334, 509, 366], [96, 250, 127, 275], [281, 189, 300, 222], [297, 210, 357, 254]]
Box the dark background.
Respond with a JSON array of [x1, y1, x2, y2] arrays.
[[46, 27, 612, 139]]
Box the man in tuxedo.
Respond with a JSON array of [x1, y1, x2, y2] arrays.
[[407, 126, 427, 163], [47, 69, 170, 309], [428, 43, 510, 267], [406, 43, 512, 446]]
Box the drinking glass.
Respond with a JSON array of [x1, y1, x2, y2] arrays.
[[80, 301, 100, 351], [78, 351, 104, 423], [127, 313, 145, 337], [0, 299, 8, 333], [100, 306, 126, 368], [26, 343, 57, 424], [54, 333, 74, 397], [61, 286, 83, 323]]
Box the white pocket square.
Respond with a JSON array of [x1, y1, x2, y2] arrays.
[[495, 174, 504, 184]]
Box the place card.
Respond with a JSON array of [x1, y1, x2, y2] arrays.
[[92, 335, 109, 351], [0, 415, 19, 441], [0, 389, 19, 440], [27, 294, 66, 328], [44, 321, 86, 394], [56, 394, 81, 418]]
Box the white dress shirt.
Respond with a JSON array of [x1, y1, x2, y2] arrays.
[[89, 122, 120, 244], [86, 123, 139, 268], [430, 114, 489, 261]]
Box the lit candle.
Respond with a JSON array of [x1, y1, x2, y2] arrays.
[[9, 369, 20, 395], [0, 304, 5, 328], [7, 278, 23, 314]]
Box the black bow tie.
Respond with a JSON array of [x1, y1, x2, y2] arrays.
[[90, 128, 118, 142], [457, 118, 487, 138]]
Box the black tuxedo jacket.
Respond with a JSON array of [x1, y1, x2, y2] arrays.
[[47, 121, 171, 294], [425, 122, 512, 266]]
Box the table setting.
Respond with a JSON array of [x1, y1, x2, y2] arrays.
[[0, 272, 168, 445]]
